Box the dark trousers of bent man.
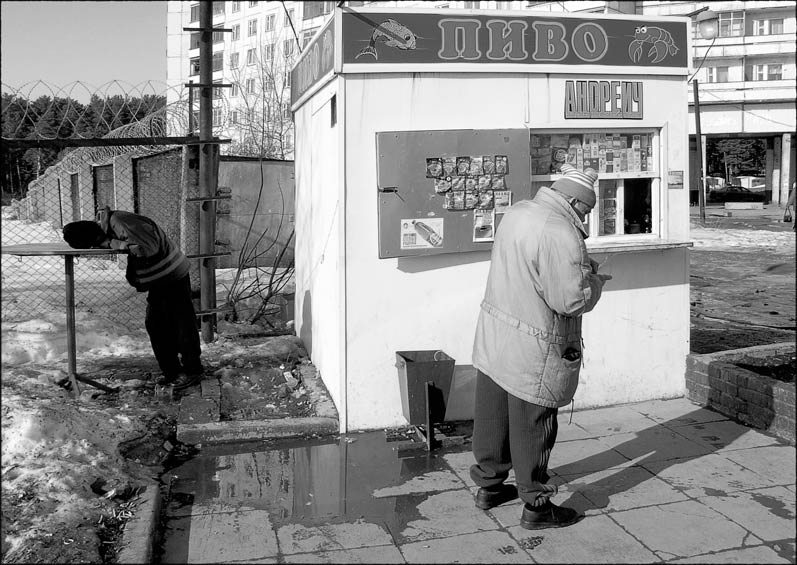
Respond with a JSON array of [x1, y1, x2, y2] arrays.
[[470, 370, 559, 507], [145, 275, 203, 378]]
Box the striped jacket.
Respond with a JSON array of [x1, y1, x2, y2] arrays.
[[97, 207, 189, 292]]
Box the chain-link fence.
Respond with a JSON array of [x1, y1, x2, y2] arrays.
[[2, 80, 295, 331]]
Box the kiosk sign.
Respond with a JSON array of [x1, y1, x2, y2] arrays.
[[342, 11, 688, 69], [564, 80, 643, 119], [291, 19, 335, 106]]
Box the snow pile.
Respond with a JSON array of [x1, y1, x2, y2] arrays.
[[690, 225, 795, 251]]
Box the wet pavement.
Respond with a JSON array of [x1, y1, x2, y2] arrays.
[[156, 397, 796, 564]]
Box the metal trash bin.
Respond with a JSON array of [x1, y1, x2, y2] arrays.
[[395, 350, 454, 426]]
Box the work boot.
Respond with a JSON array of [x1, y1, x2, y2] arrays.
[[520, 501, 584, 530], [475, 484, 519, 510], [172, 372, 203, 391]]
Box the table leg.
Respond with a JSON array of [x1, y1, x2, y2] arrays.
[[64, 255, 81, 395]]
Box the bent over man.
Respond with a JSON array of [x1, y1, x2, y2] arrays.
[[470, 164, 611, 529], [63, 206, 204, 391]]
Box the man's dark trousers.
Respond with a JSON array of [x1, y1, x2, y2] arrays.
[[470, 370, 559, 507], [145, 275, 203, 377]]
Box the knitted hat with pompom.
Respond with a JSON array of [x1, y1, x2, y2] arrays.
[[552, 164, 598, 208]]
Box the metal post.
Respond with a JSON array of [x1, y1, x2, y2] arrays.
[[64, 255, 80, 395], [198, 0, 218, 342], [188, 80, 194, 136], [694, 80, 706, 222]]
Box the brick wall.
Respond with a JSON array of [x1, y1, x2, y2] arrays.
[[686, 343, 795, 445]]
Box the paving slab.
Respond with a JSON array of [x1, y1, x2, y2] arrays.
[[723, 445, 797, 486], [160, 509, 278, 564], [400, 530, 530, 563], [609, 499, 761, 560], [595, 426, 712, 463], [634, 397, 731, 427], [276, 519, 394, 554], [372, 470, 466, 497], [696, 486, 796, 542], [549, 437, 630, 475], [506, 513, 658, 563], [557, 463, 689, 512], [396, 489, 498, 543], [667, 544, 793, 564], [671, 420, 785, 453], [568, 403, 661, 437], [642, 453, 781, 497], [283, 545, 405, 563]]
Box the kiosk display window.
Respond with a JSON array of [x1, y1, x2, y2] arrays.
[[531, 130, 659, 240]]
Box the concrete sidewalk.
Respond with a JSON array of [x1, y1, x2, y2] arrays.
[[158, 397, 796, 563]]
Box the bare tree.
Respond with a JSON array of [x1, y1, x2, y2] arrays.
[[222, 41, 297, 328]]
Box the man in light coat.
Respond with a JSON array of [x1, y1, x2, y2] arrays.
[[470, 164, 611, 529]]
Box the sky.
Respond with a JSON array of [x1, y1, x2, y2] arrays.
[[1, 1, 167, 97]]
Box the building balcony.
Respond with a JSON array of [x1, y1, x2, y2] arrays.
[[694, 34, 797, 59], [688, 79, 796, 105]]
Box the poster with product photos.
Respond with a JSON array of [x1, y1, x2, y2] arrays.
[[425, 154, 511, 213], [473, 209, 495, 242]]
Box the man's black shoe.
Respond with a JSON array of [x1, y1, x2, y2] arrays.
[[520, 501, 584, 530], [475, 484, 519, 510], [172, 372, 203, 391]]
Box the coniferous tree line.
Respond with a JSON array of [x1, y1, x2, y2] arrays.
[[1, 93, 165, 204]]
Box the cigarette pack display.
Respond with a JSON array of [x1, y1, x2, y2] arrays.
[[442, 157, 457, 176], [493, 190, 512, 213], [477, 175, 492, 190], [482, 155, 495, 174], [477, 190, 494, 209], [551, 134, 569, 149], [465, 190, 479, 209], [426, 157, 443, 178], [495, 155, 508, 174], [456, 156, 471, 176], [491, 175, 505, 190], [632, 135, 641, 149], [469, 156, 483, 176], [434, 178, 452, 193], [444, 190, 465, 210], [620, 136, 628, 149], [576, 148, 584, 170], [465, 177, 477, 191], [551, 147, 568, 172]]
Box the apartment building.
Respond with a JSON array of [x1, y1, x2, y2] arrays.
[[166, 1, 337, 158], [167, 1, 795, 200]]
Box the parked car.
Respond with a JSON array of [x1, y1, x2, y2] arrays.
[[707, 185, 766, 203]]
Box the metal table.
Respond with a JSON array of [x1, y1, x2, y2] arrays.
[[1, 243, 128, 395]]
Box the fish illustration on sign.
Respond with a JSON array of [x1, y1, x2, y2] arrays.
[[355, 19, 418, 60], [628, 25, 679, 64]]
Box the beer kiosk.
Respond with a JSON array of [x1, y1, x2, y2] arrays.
[[290, 6, 692, 431]]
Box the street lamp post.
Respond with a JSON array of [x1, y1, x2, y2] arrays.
[[693, 9, 719, 223]]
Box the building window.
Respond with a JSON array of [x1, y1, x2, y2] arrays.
[[284, 70, 291, 89], [231, 1, 240, 13], [265, 13, 276, 32], [745, 63, 783, 81], [248, 19, 257, 36], [495, 1, 510, 8], [264, 43, 274, 60], [706, 66, 728, 83], [231, 24, 240, 41], [190, 32, 200, 50], [212, 26, 225, 44], [303, 1, 333, 20], [249, 0, 258, 6], [283, 39, 295, 57], [212, 107, 222, 127], [247, 48, 256, 65], [284, 8, 294, 27], [753, 18, 784, 35], [281, 102, 291, 119], [212, 51, 223, 71], [189, 57, 200, 76], [230, 83, 239, 97], [190, 4, 199, 22], [246, 78, 256, 94], [230, 52, 239, 68], [718, 11, 744, 38], [264, 76, 274, 91], [231, 110, 239, 123], [437, 3, 450, 7], [213, 81, 224, 99], [464, 1, 480, 8], [302, 30, 316, 47]]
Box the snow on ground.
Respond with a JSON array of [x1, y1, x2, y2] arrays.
[[690, 224, 795, 250]]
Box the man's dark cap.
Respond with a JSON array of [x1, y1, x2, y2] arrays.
[[63, 221, 104, 249]]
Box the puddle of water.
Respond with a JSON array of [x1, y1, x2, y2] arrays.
[[163, 431, 461, 530]]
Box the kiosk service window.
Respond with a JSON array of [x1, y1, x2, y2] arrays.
[[531, 130, 659, 240]]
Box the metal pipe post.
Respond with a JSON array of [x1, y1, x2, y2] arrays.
[[198, 0, 218, 342], [64, 255, 80, 394], [694, 80, 706, 222]]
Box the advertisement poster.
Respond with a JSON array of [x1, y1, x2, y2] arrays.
[[494, 190, 512, 214], [401, 218, 444, 249], [473, 209, 495, 242]]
